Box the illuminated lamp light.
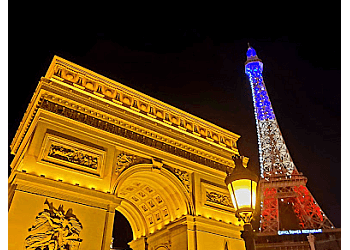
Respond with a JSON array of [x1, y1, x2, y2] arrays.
[[225, 154, 258, 250]]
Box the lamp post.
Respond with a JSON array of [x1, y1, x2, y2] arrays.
[[225, 155, 259, 250]]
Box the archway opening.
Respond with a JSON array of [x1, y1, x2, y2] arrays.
[[112, 210, 133, 250]]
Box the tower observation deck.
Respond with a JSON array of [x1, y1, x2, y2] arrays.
[[244, 45, 335, 238]]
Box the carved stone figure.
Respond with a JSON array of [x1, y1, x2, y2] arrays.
[[173, 168, 190, 192], [115, 153, 151, 174], [116, 153, 135, 168], [206, 191, 233, 208], [48, 144, 98, 169], [25, 199, 83, 250]]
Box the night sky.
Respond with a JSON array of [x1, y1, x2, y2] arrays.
[[9, 7, 340, 241]]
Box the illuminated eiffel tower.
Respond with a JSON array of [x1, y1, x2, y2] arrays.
[[244, 45, 334, 236]]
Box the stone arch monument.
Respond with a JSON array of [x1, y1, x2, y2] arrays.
[[8, 56, 246, 250]]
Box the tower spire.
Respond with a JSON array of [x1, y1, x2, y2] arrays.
[[245, 46, 334, 234], [245, 44, 261, 65]]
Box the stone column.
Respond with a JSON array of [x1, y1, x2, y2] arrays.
[[102, 204, 118, 250]]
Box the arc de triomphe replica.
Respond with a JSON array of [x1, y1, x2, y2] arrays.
[[9, 56, 247, 250]]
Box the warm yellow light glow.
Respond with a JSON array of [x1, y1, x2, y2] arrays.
[[9, 55, 248, 250], [228, 179, 257, 210]]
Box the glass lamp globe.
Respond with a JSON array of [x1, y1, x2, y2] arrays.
[[225, 155, 259, 224]]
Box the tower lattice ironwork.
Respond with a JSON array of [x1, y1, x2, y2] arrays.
[[245, 45, 334, 234]]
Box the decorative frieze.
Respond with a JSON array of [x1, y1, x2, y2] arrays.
[[39, 133, 105, 177], [48, 144, 98, 169], [47, 57, 239, 151], [206, 191, 233, 208], [201, 179, 234, 211], [40, 99, 232, 173]]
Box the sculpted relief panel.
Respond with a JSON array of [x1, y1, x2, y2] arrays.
[[201, 180, 233, 211], [39, 134, 105, 177], [206, 191, 233, 208], [25, 199, 83, 250], [48, 144, 98, 169]]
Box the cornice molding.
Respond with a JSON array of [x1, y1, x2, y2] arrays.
[[45, 56, 240, 148]]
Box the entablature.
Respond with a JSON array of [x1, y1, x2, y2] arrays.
[[45, 56, 240, 148], [11, 56, 241, 173]]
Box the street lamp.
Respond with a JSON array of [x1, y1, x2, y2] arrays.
[[225, 155, 259, 250]]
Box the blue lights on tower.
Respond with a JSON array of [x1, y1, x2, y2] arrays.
[[246, 46, 257, 57], [245, 47, 275, 121]]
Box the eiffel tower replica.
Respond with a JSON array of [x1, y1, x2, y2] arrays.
[[244, 45, 339, 249]]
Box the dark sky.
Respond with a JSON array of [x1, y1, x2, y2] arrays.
[[9, 8, 340, 230]]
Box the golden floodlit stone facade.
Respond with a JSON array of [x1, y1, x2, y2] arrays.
[[9, 56, 247, 250]]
